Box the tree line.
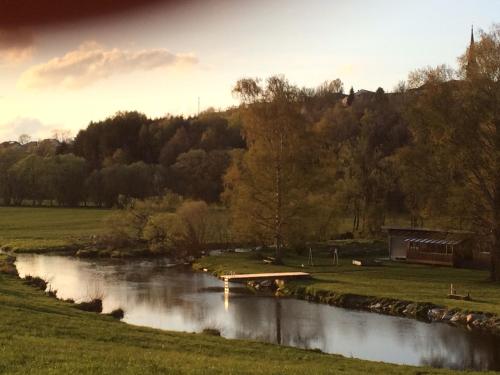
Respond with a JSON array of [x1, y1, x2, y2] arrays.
[[0, 111, 244, 207]]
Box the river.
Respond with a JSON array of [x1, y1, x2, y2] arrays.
[[14, 254, 500, 371]]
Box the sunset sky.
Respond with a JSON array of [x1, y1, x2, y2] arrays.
[[0, 0, 499, 142]]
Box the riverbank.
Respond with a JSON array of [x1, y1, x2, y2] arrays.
[[194, 248, 500, 336], [1, 254, 483, 375]]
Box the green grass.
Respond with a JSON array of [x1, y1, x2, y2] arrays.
[[0, 255, 491, 375], [195, 246, 500, 315], [0, 207, 112, 251]]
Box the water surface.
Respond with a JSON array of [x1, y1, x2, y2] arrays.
[[15, 254, 500, 371]]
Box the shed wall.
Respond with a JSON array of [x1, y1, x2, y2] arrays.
[[389, 235, 407, 259]]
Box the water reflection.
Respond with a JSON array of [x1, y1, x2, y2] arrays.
[[15, 254, 500, 371]]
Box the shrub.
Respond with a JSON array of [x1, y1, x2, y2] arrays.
[[109, 308, 125, 320], [76, 299, 103, 313], [23, 276, 47, 291], [202, 328, 221, 336]]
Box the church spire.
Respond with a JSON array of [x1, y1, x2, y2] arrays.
[[466, 25, 477, 78]]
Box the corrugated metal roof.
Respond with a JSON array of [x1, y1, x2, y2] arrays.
[[404, 238, 464, 245]]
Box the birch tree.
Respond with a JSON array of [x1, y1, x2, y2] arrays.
[[227, 76, 316, 262]]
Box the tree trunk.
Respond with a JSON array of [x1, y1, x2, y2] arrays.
[[491, 171, 500, 280], [492, 119, 500, 281], [274, 131, 284, 264]]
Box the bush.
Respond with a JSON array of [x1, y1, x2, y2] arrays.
[[0, 255, 18, 275], [109, 308, 125, 320], [76, 299, 103, 313], [23, 276, 47, 291], [201, 328, 221, 336]]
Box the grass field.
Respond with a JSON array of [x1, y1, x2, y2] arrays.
[[0, 208, 497, 373], [0, 255, 492, 375], [0, 207, 112, 252], [195, 246, 500, 315]]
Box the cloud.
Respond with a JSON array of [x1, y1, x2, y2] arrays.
[[18, 42, 198, 90], [0, 117, 54, 142]]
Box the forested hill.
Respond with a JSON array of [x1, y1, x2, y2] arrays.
[[0, 77, 474, 235], [0, 84, 363, 208], [0, 108, 247, 206], [0, 85, 417, 211]]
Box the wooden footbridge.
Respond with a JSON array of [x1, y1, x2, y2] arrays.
[[221, 272, 311, 292], [221, 272, 310, 282]]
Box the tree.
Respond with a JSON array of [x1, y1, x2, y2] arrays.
[[403, 25, 500, 280], [51, 129, 72, 143], [170, 149, 230, 202], [346, 87, 355, 106], [50, 154, 87, 206], [8, 154, 49, 205], [227, 76, 317, 262], [316, 79, 344, 95], [176, 200, 210, 256], [18, 134, 31, 145], [159, 126, 192, 167], [0, 146, 27, 205], [407, 64, 455, 89]]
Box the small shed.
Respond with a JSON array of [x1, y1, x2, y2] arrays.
[[383, 227, 475, 267]]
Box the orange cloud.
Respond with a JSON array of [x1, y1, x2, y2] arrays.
[[18, 41, 198, 90]]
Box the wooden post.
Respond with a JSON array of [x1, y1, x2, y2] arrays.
[[224, 277, 229, 311], [333, 248, 339, 266], [308, 248, 314, 266]]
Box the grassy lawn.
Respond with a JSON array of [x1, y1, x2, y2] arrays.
[[0, 255, 492, 375], [0, 207, 112, 252], [195, 246, 500, 315]]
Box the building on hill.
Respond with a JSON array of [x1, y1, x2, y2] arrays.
[[466, 25, 478, 78], [383, 227, 490, 269]]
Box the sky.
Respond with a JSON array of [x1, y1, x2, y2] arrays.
[[0, 0, 499, 142]]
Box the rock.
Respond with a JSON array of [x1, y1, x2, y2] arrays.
[[492, 320, 500, 334], [260, 280, 272, 288], [76, 249, 97, 258], [391, 301, 410, 315], [428, 308, 446, 321], [338, 294, 368, 309], [403, 303, 434, 320], [450, 312, 467, 324], [247, 281, 259, 290], [274, 279, 285, 289], [403, 303, 417, 316], [472, 319, 483, 328], [440, 311, 453, 321], [466, 313, 485, 324], [370, 303, 382, 310]]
